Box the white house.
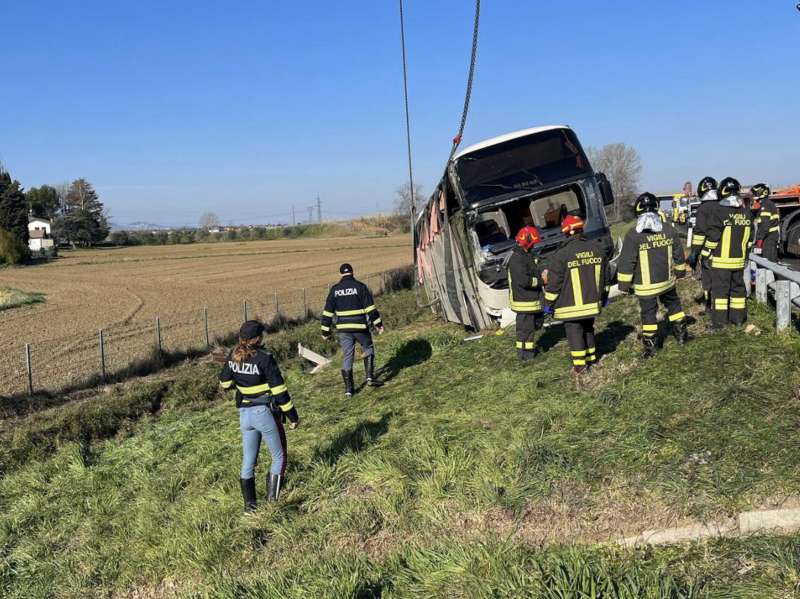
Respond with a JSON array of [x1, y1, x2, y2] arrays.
[[28, 216, 55, 252]]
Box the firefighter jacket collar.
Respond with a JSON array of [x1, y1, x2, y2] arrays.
[[719, 195, 743, 208]]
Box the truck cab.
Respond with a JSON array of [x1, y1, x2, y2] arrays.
[[415, 126, 615, 328]]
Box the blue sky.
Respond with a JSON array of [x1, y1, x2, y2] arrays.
[[2, 0, 798, 226]]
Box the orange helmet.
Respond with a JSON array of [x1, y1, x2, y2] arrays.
[[561, 215, 585, 235], [515, 225, 542, 250]]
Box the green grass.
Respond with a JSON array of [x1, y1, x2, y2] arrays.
[[1, 284, 799, 597], [0, 287, 44, 311], [610, 219, 636, 241]]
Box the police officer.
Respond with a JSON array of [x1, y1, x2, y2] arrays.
[[219, 320, 300, 511], [704, 177, 752, 328], [543, 215, 610, 375], [751, 183, 780, 262], [617, 193, 688, 358], [687, 176, 718, 314], [321, 263, 384, 396], [508, 225, 544, 361]]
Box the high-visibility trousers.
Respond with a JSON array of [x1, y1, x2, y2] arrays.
[[639, 287, 686, 339], [710, 268, 747, 327], [515, 312, 544, 354], [564, 318, 596, 368], [761, 233, 779, 263]]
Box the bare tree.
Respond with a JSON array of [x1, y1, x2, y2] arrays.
[[394, 183, 425, 216], [199, 212, 220, 230], [586, 143, 642, 221]]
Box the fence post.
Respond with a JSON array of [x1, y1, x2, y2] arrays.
[[243, 299, 248, 322], [775, 280, 791, 333], [203, 307, 210, 347], [99, 329, 106, 382], [755, 268, 768, 304], [274, 290, 280, 316], [155, 316, 162, 354], [25, 343, 33, 396], [302, 288, 307, 316], [382, 271, 387, 293]]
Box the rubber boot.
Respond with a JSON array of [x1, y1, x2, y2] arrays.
[[364, 355, 383, 387], [672, 320, 688, 345], [267, 473, 282, 501], [341, 370, 354, 397], [642, 336, 657, 359], [516, 349, 526, 361], [240, 477, 257, 513]]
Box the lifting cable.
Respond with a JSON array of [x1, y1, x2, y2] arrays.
[[448, 0, 481, 163], [398, 0, 416, 234]]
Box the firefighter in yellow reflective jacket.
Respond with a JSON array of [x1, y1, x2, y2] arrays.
[[688, 176, 719, 314], [508, 225, 544, 361], [617, 193, 688, 358], [751, 183, 780, 262], [704, 177, 752, 328], [543, 215, 611, 375]]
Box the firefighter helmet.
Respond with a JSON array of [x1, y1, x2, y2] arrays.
[[515, 225, 542, 250], [697, 176, 718, 197], [560, 215, 585, 235], [718, 177, 741, 199], [634, 192, 659, 214], [751, 183, 770, 199]]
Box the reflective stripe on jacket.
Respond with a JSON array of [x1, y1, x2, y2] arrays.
[[320, 276, 381, 333], [218, 349, 298, 422], [704, 203, 752, 270], [756, 198, 780, 241], [544, 236, 610, 321], [617, 222, 686, 297], [507, 245, 543, 313]]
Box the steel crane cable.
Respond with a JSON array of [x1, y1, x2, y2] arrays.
[[448, 0, 481, 162], [398, 0, 415, 230]]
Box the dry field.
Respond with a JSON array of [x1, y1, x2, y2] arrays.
[[0, 236, 411, 396]]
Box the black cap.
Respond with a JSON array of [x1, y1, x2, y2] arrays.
[[239, 320, 264, 339], [339, 263, 353, 275]]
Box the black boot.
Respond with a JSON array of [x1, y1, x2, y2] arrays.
[[642, 336, 657, 359], [240, 477, 257, 513], [267, 473, 282, 501], [364, 355, 383, 387], [517, 348, 526, 361], [341, 370, 354, 397], [672, 320, 688, 345]]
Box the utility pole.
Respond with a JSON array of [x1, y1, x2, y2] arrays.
[[291, 206, 296, 226], [316, 195, 322, 223]]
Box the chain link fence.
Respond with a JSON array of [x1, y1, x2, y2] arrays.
[[0, 270, 398, 398]]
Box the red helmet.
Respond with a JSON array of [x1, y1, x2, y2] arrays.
[[561, 215, 585, 235], [515, 225, 542, 250]]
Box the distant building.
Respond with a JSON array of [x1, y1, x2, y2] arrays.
[[28, 216, 55, 252]]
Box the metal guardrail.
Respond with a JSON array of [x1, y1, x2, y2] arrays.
[[747, 254, 800, 332]]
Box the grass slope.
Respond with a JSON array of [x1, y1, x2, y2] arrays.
[[0, 287, 44, 312], [1, 284, 799, 597]]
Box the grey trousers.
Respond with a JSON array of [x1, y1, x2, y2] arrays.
[[338, 331, 374, 370]]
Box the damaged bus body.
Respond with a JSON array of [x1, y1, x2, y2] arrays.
[[415, 125, 615, 329]]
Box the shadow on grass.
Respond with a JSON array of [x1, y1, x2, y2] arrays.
[[376, 338, 432, 384], [313, 413, 392, 466], [596, 320, 635, 355]]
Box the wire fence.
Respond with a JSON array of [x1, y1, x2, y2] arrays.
[[0, 270, 401, 398]]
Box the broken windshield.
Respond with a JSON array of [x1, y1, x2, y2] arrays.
[[455, 128, 592, 205]]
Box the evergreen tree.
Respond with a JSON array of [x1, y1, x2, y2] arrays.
[[0, 167, 30, 252], [53, 178, 109, 246], [26, 185, 60, 219]]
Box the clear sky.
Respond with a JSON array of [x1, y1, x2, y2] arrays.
[[2, 0, 799, 227]]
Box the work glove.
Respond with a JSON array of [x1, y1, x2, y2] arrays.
[[375, 325, 385, 335], [618, 282, 630, 294], [687, 248, 700, 269], [543, 305, 554, 316], [321, 333, 331, 341], [289, 418, 300, 430]]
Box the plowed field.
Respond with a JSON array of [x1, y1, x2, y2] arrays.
[[0, 236, 411, 395]]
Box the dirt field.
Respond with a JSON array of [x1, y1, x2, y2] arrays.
[[0, 236, 411, 395]]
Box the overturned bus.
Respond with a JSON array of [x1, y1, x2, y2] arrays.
[[414, 125, 616, 330]]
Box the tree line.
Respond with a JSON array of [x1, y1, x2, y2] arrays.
[[0, 163, 109, 264]]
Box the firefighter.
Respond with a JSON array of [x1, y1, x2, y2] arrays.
[[219, 320, 300, 511], [321, 263, 384, 396], [543, 215, 610, 375], [752, 183, 780, 262], [704, 177, 752, 328], [687, 176, 718, 314], [508, 225, 544, 361], [617, 193, 688, 358]]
